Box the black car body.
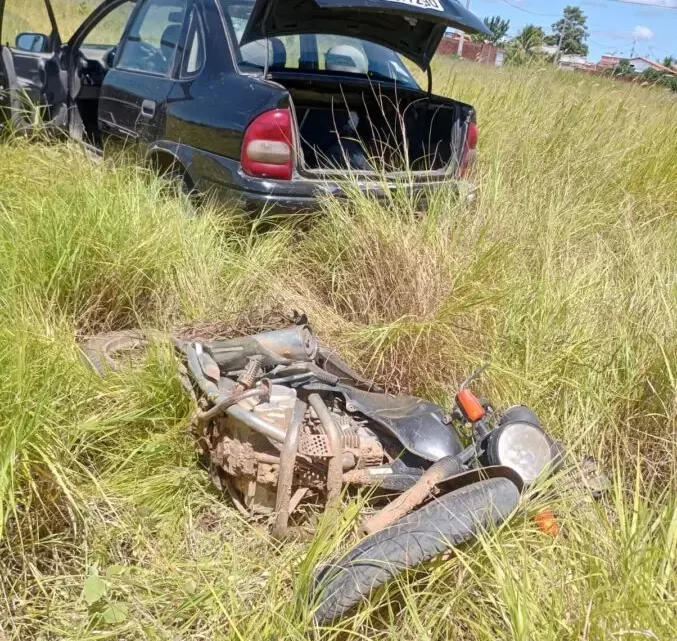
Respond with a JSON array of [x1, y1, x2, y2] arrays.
[[0, 0, 489, 212]]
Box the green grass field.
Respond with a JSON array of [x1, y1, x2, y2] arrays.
[[0, 51, 676, 639]]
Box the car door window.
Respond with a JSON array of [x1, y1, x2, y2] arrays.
[[180, 9, 204, 77], [116, 0, 188, 75], [80, 1, 136, 50], [1, 0, 54, 51]]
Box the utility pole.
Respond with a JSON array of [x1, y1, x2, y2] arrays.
[[554, 17, 570, 67], [458, 0, 471, 58], [630, 38, 636, 58]]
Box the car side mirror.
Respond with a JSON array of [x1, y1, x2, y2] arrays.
[[15, 32, 49, 53]]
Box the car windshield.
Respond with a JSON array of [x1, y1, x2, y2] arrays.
[[219, 0, 420, 90]]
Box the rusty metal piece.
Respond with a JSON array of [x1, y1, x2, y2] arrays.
[[226, 402, 287, 442], [253, 325, 318, 361], [288, 487, 310, 515], [294, 466, 326, 488], [213, 435, 258, 477], [361, 456, 463, 535], [223, 476, 250, 518], [255, 452, 281, 465], [341, 430, 360, 450], [206, 325, 318, 370], [236, 476, 277, 514], [196, 345, 221, 383], [195, 386, 265, 421], [308, 394, 343, 507], [237, 355, 264, 389], [186, 340, 284, 442], [353, 433, 385, 469], [273, 400, 306, 539], [298, 433, 333, 458], [298, 422, 383, 474], [342, 468, 379, 486], [79, 330, 152, 374], [342, 452, 356, 471], [249, 381, 294, 432], [298, 432, 360, 458], [257, 462, 280, 487]]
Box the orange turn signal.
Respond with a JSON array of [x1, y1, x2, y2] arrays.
[[535, 510, 560, 537], [456, 388, 486, 422]]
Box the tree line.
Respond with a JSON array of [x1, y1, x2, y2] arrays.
[[470, 4, 676, 90], [471, 5, 589, 62]]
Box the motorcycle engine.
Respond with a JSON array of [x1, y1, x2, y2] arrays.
[[206, 386, 384, 514]]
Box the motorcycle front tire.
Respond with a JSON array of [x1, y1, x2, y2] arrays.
[[312, 477, 520, 625]]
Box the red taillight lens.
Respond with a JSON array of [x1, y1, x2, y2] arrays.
[[466, 121, 478, 150], [460, 120, 478, 177], [241, 108, 294, 180]]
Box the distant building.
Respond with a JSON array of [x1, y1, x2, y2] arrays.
[[533, 45, 590, 70], [626, 57, 676, 75], [598, 54, 621, 69], [596, 54, 676, 75], [558, 54, 589, 70], [437, 32, 504, 66]]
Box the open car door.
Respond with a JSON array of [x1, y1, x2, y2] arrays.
[[0, 0, 67, 132]]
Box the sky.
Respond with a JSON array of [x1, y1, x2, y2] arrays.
[[462, 0, 677, 63]]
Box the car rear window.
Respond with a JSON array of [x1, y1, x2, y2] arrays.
[[218, 0, 419, 89]]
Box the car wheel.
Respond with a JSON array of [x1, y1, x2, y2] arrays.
[[161, 168, 200, 216]]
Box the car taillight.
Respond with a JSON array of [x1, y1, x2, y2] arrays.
[[460, 119, 478, 177], [241, 108, 294, 180]]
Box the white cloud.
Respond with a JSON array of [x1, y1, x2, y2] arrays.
[[593, 25, 656, 41], [632, 25, 655, 39]]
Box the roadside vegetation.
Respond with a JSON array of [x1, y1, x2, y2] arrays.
[[0, 60, 675, 639]]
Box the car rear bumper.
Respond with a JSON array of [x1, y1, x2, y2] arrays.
[[189, 147, 475, 214]]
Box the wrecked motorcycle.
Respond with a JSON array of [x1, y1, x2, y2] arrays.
[[82, 322, 605, 623], [171, 323, 571, 623]]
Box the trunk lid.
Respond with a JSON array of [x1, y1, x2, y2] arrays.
[[239, 0, 490, 69]]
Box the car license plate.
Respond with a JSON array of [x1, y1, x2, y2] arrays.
[[382, 0, 444, 11]]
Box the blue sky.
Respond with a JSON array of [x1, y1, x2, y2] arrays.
[[463, 0, 677, 62]]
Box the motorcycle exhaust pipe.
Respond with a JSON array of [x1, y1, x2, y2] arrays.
[[205, 325, 318, 370]]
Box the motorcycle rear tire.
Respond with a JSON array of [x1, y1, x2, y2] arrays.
[[312, 477, 519, 624]]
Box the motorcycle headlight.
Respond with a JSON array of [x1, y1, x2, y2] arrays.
[[486, 420, 556, 485]]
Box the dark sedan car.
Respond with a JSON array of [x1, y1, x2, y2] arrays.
[[0, 0, 489, 212]]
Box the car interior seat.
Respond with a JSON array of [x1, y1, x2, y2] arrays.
[[160, 24, 182, 69], [268, 37, 287, 69]]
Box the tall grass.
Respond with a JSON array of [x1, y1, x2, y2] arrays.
[[0, 61, 675, 639]]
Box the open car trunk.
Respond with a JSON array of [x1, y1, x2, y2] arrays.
[[231, 0, 488, 179], [277, 76, 471, 175]]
